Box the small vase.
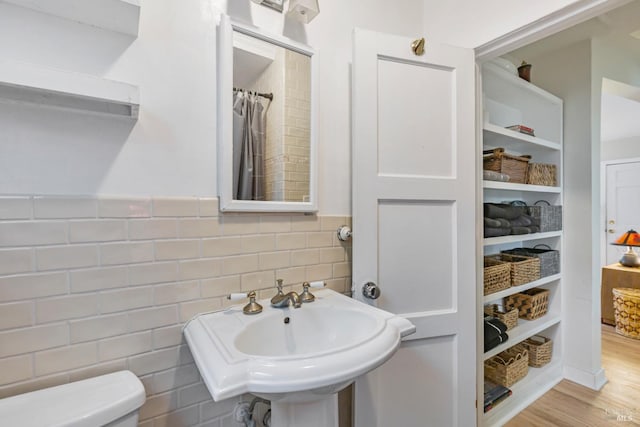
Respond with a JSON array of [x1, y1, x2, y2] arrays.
[[518, 61, 532, 82]]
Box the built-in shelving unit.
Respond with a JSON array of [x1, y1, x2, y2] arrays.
[[479, 61, 564, 425], [3, 0, 140, 36], [0, 1, 140, 118]]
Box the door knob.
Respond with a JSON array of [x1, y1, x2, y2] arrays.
[[362, 282, 381, 299], [608, 229, 615, 234]]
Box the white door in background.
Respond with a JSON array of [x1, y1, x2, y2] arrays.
[[605, 160, 640, 265], [352, 29, 476, 426]]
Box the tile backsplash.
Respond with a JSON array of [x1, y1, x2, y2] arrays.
[[0, 195, 352, 426]]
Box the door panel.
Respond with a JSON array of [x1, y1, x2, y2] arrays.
[[378, 200, 454, 313], [374, 336, 457, 427], [352, 28, 476, 427], [377, 59, 454, 177]]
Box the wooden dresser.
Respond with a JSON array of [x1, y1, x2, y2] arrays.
[[601, 263, 640, 325]]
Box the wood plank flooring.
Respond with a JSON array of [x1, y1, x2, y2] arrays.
[[506, 325, 640, 426]]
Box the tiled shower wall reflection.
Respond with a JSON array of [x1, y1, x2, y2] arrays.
[[0, 196, 351, 426]]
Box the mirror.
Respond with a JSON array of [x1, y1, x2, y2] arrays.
[[217, 15, 318, 212]]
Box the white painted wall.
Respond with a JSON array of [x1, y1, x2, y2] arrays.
[[0, 0, 218, 199], [595, 35, 640, 162], [421, 0, 582, 47], [522, 39, 608, 388], [0, 0, 424, 215], [602, 136, 640, 161]]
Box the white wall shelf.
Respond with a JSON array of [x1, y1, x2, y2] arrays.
[[483, 181, 561, 193], [484, 274, 561, 303], [484, 123, 561, 152], [483, 62, 562, 106], [4, 0, 140, 36], [483, 231, 562, 247], [0, 59, 139, 119]]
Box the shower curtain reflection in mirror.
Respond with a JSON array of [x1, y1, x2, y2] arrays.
[[233, 89, 269, 200]]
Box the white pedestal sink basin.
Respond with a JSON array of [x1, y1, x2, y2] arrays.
[[183, 288, 415, 427]]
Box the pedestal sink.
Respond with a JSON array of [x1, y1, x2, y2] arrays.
[[183, 288, 415, 427]]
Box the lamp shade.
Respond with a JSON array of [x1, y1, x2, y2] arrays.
[[287, 0, 319, 23], [613, 229, 640, 247]]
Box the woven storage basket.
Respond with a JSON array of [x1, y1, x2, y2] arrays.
[[521, 335, 553, 367], [486, 253, 540, 287], [484, 304, 518, 330], [484, 256, 511, 295], [501, 244, 560, 278], [505, 288, 549, 320], [527, 200, 562, 232], [484, 343, 529, 387], [526, 163, 557, 186], [483, 148, 531, 184], [612, 288, 640, 339]]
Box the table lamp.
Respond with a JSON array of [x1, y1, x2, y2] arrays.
[[612, 229, 640, 267]]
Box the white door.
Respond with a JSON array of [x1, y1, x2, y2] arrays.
[[605, 161, 640, 265], [352, 29, 476, 426]]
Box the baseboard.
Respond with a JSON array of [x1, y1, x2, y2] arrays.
[[563, 365, 608, 390]]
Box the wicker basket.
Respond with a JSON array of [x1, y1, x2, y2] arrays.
[[501, 245, 560, 278], [484, 304, 518, 330], [613, 288, 640, 339], [527, 200, 562, 232], [483, 148, 531, 184], [505, 288, 550, 320], [521, 335, 553, 367], [486, 253, 540, 287], [527, 163, 557, 186], [484, 256, 511, 295], [484, 343, 529, 387]]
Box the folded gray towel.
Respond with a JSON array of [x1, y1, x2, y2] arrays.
[[484, 203, 525, 220], [484, 217, 502, 228], [484, 226, 511, 237], [510, 216, 532, 227], [511, 226, 532, 235]]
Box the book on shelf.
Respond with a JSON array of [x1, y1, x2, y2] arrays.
[[484, 380, 512, 413], [506, 124, 535, 136]]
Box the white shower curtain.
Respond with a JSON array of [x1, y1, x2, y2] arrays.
[[232, 90, 266, 201]]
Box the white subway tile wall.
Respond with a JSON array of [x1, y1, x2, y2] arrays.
[[0, 196, 351, 426]]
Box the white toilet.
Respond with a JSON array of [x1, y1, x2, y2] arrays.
[[0, 370, 145, 427]]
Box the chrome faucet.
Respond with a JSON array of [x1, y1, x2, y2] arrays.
[[270, 279, 302, 308]]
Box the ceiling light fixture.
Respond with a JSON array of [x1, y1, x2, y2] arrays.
[[287, 0, 319, 24]]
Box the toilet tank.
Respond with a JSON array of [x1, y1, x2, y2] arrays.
[[0, 370, 145, 427]]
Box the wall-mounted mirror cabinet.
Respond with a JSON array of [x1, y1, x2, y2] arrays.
[[217, 15, 318, 212]]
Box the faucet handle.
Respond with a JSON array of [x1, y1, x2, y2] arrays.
[[300, 281, 325, 303], [227, 291, 263, 315], [275, 278, 284, 295]]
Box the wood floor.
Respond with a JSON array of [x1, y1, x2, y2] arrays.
[[506, 325, 640, 426]]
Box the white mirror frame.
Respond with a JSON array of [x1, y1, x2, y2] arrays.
[[217, 14, 318, 212]]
